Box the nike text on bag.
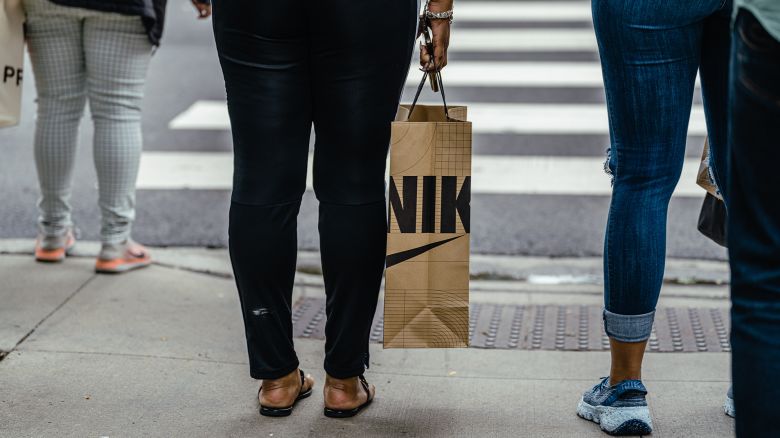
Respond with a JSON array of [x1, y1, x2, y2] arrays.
[[384, 102, 472, 349], [0, 0, 24, 128]]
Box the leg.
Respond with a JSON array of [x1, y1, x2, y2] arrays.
[[84, 13, 153, 245], [728, 10, 780, 435], [213, 0, 311, 385], [23, 0, 86, 238], [697, 3, 734, 417], [578, 0, 726, 434], [699, 4, 733, 201], [309, 0, 417, 408], [594, 0, 710, 378]]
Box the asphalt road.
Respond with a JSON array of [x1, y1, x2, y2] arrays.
[[0, 0, 727, 260]]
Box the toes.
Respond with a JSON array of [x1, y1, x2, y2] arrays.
[[303, 374, 315, 392]]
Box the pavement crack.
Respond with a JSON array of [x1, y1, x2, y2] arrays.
[[151, 261, 233, 280], [4, 274, 98, 358], [18, 348, 246, 366]]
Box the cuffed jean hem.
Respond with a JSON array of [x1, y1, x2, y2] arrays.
[[249, 361, 300, 381], [603, 309, 656, 343], [324, 363, 367, 380]]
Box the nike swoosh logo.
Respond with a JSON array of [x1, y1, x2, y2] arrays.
[[386, 235, 464, 268]]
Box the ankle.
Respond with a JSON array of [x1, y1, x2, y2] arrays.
[[608, 338, 647, 385], [324, 375, 356, 392], [263, 369, 300, 391], [609, 370, 642, 385]]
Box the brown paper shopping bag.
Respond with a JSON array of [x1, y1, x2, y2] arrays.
[[383, 68, 471, 349], [0, 0, 25, 128], [696, 137, 723, 200], [695, 137, 727, 247]]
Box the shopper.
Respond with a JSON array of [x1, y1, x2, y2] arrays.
[[27, 0, 211, 272], [577, 1, 732, 434], [727, 1, 780, 435], [212, 0, 452, 419]]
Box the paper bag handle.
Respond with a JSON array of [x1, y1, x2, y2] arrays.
[[408, 69, 450, 121]]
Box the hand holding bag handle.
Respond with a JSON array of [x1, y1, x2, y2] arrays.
[[408, 0, 450, 120]]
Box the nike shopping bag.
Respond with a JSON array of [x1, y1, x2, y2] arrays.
[[384, 69, 471, 348], [0, 0, 24, 127]]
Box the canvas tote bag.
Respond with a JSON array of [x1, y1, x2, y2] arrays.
[[384, 30, 472, 348], [0, 0, 25, 128]]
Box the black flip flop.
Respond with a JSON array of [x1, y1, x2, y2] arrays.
[[323, 375, 374, 418], [258, 370, 312, 417]]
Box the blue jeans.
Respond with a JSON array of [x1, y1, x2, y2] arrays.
[[728, 9, 780, 436], [593, 0, 732, 342]]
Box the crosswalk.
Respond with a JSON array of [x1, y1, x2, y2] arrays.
[[0, 0, 722, 256], [140, 0, 710, 199]]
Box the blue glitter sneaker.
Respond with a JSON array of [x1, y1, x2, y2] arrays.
[[577, 377, 653, 436]]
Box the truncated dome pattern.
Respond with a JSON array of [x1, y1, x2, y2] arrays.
[[291, 297, 731, 352]]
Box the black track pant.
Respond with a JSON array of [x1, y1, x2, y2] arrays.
[[213, 0, 418, 380]]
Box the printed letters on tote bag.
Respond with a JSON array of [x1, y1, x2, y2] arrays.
[[0, 0, 25, 128]]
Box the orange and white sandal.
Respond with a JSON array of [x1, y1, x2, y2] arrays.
[[95, 239, 152, 274], [35, 229, 76, 263]]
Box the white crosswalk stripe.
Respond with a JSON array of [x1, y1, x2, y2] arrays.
[[408, 62, 607, 87], [137, 152, 705, 197], [169, 100, 708, 135], [450, 29, 597, 52], [456, 2, 592, 22], [404, 62, 700, 88]]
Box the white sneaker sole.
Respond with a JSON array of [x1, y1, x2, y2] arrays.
[[577, 397, 653, 436], [724, 397, 735, 418]]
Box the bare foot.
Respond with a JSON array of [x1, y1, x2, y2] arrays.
[[259, 369, 314, 408], [323, 374, 375, 410]]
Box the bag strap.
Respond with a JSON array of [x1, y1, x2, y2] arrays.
[[408, 3, 450, 120], [409, 70, 449, 120]]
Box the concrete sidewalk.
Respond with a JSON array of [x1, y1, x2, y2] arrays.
[[0, 249, 734, 437]]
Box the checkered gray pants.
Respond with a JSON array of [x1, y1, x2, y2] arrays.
[[24, 0, 153, 244]]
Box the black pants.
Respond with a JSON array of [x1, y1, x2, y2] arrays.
[[213, 0, 417, 380], [728, 10, 780, 436]]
